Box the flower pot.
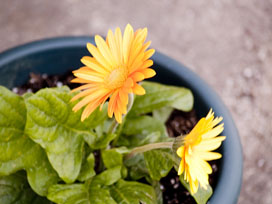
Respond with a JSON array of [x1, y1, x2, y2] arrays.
[[0, 36, 243, 204]]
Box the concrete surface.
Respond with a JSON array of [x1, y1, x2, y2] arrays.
[[0, 0, 271, 203]]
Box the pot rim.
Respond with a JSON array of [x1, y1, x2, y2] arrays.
[[0, 36, 243, 204]]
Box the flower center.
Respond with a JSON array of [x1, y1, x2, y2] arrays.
[[105, 68, 128, 89]]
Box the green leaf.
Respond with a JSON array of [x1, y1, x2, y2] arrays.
[[123, 115, 167, 138], [48, 179, 117, 204], [92, 166, 122, 186], [24, 145, 59, 196], [109, 179, 157, 204], [102, 149, 123, 169], [125, 154, 149, 180], [144, 149, 174, 180], [119, 115, 168, 148], [48, 184, 89, 204], [88, 185, 117, 204], [0, 173, 52, 204], [153, 106, 173, 123], [129, 81, 193, 116], [0, 86, 59, 196], [24, 87, 107, 183], [180, 176, 213, 204], [151, 181, 163, 204], [77, 153, 96, 182], [92, 133, 117, 150]]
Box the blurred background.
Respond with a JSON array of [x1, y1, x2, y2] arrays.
[[0, 0, 271, 203]]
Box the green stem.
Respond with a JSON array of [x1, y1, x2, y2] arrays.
[[107, 118, 119, 135], [110, 94, 134, 146], [125, 142, 173, 159]]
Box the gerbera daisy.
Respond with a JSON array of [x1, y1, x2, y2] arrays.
[[176, 109, 226, 194], [71, 24, 155, 123]]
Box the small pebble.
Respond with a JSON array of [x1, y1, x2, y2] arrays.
[[56, 81, 63, 87], [258, 159, 265, 168], [211, 163, 218, 172], [243, 68, 253, 78], [42, 73, 48, 79], [173, 183, 179, 189], [30, 78, 37, 84], [12, 87, 18, 93], [170, 178, 175, 185]]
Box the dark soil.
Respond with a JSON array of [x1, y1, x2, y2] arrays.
[[12, 72, 76, 95], [15, 72, 220, 204]]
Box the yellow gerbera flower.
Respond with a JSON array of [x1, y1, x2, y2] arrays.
[[71, 24, 156, 123], [177, 109, 226, 194]]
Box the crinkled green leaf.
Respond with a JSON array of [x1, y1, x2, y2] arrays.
[[144, 149, 174, 180], [125, 154, 149, 180], [102, 150, 122, 169], [48, 184, 89, 204], [92, 165, 122, 186], [153, 106, 173, 123], [118, 131, 161, 148], [109, 179, 157, 204], [88, 185, 117, 204], [24, 87, 107, 183], [129, 81, 193, 116], [118, 115, 168, 148], [180, 176, 213, 204], [77, 153, 95, 182], [24, 145, 59, 196], [102, 148, 125, 169], [151, 181, 163, 204], [92, 133, 117, 150], [0, 86, 59, 195], [101, 148, 129, 179], [48, 178, 117, 204], [123, 115, 167, 138], [22, 92, 33, 99], [0, 172, 52, 204]]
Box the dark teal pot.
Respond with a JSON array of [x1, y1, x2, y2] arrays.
[[0, 37, 243, 204]]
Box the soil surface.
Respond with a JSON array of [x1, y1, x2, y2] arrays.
[[1, 1, 272, 203]]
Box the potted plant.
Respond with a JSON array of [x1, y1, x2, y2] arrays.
[[0, 25, 242, 204]]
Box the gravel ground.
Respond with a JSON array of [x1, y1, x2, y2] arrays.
[[0, 0, 272, 203]]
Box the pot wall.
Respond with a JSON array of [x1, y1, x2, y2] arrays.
[[0, 37, 243, 204]]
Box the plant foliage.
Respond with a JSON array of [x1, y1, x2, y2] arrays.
[[0, 82, 213, 204]]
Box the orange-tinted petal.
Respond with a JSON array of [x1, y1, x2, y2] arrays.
[[108, 91, 118, 118], [131, 72, 145, 82], [81, 98, 102, 121], [71, 88, 98, 102], [133, 83, 146, 95], [143, 49, 155, 61], [87, 43, 112, 71], [80, 56, 109, 74], [71, 84, 96, 93], [73, 89, 107, 111], [95, 35, 117, 67]]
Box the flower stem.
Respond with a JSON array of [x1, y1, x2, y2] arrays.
[[107, 118, 119, 135], [125, 142, 173, 159], [109, 94, 135, 147]]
